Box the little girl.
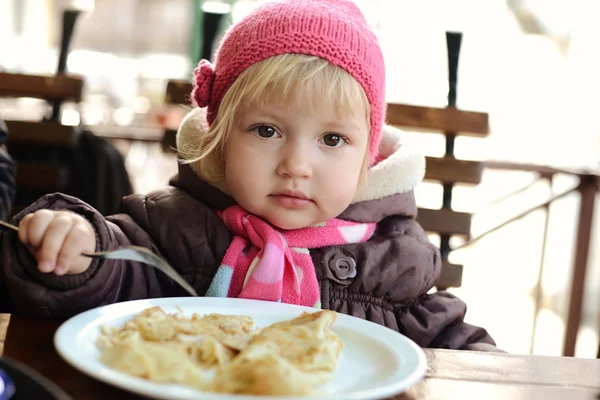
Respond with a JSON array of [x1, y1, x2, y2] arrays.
[[2, 0, 497, 351]]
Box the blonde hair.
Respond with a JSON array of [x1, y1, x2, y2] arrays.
[[177, 54, 371, 190]]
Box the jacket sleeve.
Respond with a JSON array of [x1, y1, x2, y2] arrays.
[[388, 218, 500, 351], [1, 193, 179, 318], [0, 120, 15, 221], [0, 146, 15, 221], [396, 290, 499, 351]]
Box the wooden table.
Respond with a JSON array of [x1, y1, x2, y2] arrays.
[[1, 314, 599, 400]]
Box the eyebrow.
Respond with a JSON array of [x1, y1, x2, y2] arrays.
[[240, 106, 284, 123], [322, 121, 363, 133]]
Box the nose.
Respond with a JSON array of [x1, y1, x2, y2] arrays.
[[276, 141, 313, 179]]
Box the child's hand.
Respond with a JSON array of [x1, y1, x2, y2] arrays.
[[18, 210, 96, 275]]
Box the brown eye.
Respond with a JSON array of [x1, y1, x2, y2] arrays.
[[253, 125, 278, 138], [321, 134, 344, 148]]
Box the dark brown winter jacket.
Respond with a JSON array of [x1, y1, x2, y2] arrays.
[[1, 125, 496, 350]]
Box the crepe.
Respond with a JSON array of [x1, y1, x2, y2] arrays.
[[209, 310, 343, 395], [97, 307, 343, 396], [97, 307, 253, 369], [99, 333, 206, 388]]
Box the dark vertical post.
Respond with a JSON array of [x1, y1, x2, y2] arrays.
[[201, 13, 225, 61], [563, 174, 597, 356], [199, 2, 231, 62], [440, 31, 462, 260], [50, 9, 83, 122]]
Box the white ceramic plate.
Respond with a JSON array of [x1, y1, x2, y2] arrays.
[[54, 298, 427, 400]]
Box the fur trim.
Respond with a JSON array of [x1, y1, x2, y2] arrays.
[[352, 124, 425, 203], [176, 107, 208, 152]]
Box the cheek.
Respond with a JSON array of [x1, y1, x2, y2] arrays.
[[320, 155, 363, 208], [327, 184, 355, 212], [224, 140, 271, 200], [225, 154, 252, 191], [224, 141, 249, 192]]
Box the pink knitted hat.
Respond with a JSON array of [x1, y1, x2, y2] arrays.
[[192, 0, 386, 164]]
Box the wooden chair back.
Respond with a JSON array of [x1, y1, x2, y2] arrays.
[[388, 102, 490, 289]]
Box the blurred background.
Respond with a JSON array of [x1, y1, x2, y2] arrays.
[[0, 0, 598, 358]]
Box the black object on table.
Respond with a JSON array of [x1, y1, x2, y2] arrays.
[[0, 357, 71, 400]]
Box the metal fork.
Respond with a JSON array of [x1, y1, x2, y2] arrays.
[[0, 220, 198, 297]]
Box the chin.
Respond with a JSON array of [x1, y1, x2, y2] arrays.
[[261, 213, 311, 230], [265, 217, 304, 230]]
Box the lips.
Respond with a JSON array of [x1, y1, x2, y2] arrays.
[[269, 189, 313, 209], [272, 189, 310, 200]]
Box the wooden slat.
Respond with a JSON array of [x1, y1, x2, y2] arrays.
[[435, 261, 463, 290], [0, 314, 9, 356], [485, 160, 600, 177], [401, 377, 598, 400], [425, 156, 484, 185], [417, 208, 471, 236], [387, 103, 489, 136], [0, 72, 83, 102], [165, 80, 193, 105], [16, 163, 66, 191], [5, 120, 79, 148], [423, 348, 600, 385], [91, 124, 164, 142]]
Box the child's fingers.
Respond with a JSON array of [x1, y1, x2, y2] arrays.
[[18, 213, 33, 246], [55, 224, 91, 275], [37, 215, 74, 273], [25, 210, 55, 249]]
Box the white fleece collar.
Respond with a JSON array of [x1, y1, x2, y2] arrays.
[[352, 124, 425, 203]]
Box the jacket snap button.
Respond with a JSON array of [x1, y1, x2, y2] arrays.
[[328, 253, 357, 280]]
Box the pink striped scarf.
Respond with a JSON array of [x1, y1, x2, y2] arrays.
[[205, 206, 376, 307]]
